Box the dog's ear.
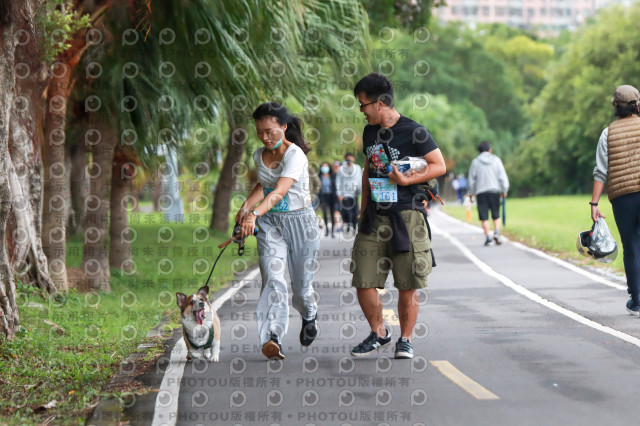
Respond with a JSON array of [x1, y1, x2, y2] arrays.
[[176, 292, 186, 308], [197, 286, 209, 297]]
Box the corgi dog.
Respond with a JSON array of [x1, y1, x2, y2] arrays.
[[176, 285, 221, 362]]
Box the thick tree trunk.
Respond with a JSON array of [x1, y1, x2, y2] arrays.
[[109, 145, 135, 270], [67, 135, 89, 236], [210, 122, 246, 232], [82, 120, 116, 292], [0, 1, 19, 340], [7, 3, 55, 293], [41, 60, 72, 291], [7, 163, 55, 294]]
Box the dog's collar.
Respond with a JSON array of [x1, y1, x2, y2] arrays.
[[185, 326, 215, 349]]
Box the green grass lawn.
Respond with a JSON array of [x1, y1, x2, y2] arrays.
[[441, 195, 625, 274], [0, 212, 257, 424]]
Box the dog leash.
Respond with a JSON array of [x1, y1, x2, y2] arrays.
[[203, 224, 258, 288]]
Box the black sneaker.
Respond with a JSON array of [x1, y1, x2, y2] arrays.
[[350, 327, 392, 358], [262, 333, 285, 360], [484, 238, 494, 246], [493, 233, 502, 245], [300, 314, 318, 346], [394, 337, 414, 359], [626, 299, 640, 317]]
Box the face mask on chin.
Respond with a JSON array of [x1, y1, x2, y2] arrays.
[[268, 137, 283, 150]]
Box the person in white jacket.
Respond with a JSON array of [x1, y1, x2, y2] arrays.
[[336, 152, 362, 232], [467, 141, 509, 246]]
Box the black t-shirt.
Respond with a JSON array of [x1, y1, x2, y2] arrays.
[[362, 115, 438, 206]]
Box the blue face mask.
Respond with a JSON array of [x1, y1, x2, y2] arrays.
[[268, 138, 283, 150], [320, 166, 330, 174]]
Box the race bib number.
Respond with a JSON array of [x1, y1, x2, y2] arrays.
[[369, 178, 397, 202], [263, 188, 290, 212]]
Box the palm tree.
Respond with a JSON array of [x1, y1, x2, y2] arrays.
[[71, 0, 370, 290], [206, 0, 371, 231]]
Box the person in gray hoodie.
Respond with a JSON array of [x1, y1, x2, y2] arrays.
[[468, 141, 509, 246]]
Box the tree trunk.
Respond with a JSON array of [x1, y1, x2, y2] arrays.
[[0, 0, 19, 340], [109, 144, 135, 270], [7, 163, 55, 294], [7, 3, 55, 293], [41, 27, 89, 290], [67, 133, 89, 236], [82, 120, 116, 292], [210, 121, 246, 232], [41, 60, 72, 291]]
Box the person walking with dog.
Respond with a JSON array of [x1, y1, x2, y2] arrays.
[[591, 85, 640, 316], [336, 152, 362, 233], [349, 73, 446, 359], [235, 102, 320, 360], [467, 141, 509, 246]]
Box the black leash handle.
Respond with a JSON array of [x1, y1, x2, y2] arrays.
[[204, 224, 258, 287]]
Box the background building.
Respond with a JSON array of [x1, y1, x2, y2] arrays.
[[435, 0, 631, 32]]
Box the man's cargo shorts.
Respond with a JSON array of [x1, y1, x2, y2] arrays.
[[350, 210, 432, 290]]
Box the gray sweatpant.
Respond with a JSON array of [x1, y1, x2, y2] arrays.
[[255, 207, 320, 345]]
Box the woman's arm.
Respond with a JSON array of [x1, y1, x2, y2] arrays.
[[238, 177, 295, 238], [236, 183, 264, 224], [591, 180, 606, 222], [258, 177, 295, 214], [388, 148, 447, 186], [591, 128, 609, 222]]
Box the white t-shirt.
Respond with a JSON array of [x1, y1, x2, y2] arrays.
[[253, 144, 311, 212]]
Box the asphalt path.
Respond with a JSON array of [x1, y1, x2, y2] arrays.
[[123, 208, 640, 426]]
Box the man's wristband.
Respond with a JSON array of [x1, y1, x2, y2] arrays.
[[589, 202, 598, 206]]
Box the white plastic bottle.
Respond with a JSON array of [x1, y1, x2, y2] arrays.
[[391, 156, 428, 177]]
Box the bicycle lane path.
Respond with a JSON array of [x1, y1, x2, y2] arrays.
[[124, 209, 640, 426]]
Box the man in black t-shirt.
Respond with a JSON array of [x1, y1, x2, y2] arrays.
[[349, 73, 446, 360]]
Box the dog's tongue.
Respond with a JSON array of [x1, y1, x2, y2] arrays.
[[196, 309, 204, 325]]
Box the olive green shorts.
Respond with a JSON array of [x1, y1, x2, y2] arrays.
[[350, 210, 433, 290]]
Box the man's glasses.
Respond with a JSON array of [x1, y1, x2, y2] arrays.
[[358, 100, 377, 109]]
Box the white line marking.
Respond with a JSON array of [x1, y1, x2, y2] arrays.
[[152, 268, 260, 426], [436, 227, 640, 349], [511, 241, 626, 291], [435, 210, 626, 290]]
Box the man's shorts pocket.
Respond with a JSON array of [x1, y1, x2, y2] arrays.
[[412, 240, 433, 278]]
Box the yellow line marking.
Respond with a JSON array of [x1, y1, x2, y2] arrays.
[[430, 360, 499, 400], [382, 309, 399, 326]]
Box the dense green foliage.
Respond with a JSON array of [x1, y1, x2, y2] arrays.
[[298, 22, 554, 175], [510, 5, 640, 195]]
